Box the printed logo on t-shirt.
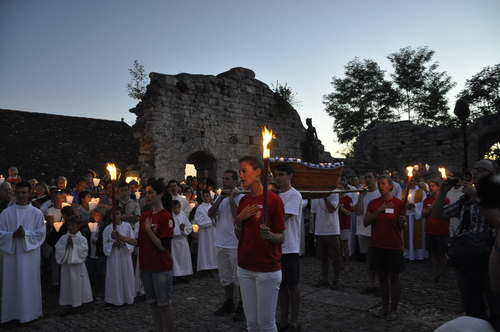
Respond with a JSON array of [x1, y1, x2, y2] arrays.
[[168, 219, 173, 228]]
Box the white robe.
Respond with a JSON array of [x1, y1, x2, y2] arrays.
[[0, 204, 46, 323], [195, 202, 218, 271], [103, 222, 135, 305], [172, 213, 193, 277], [55, 231, 93, 307]]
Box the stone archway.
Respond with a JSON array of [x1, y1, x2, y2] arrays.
[[186, 151, 217, 186]]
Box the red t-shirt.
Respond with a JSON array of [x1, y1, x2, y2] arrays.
[[339, 195, 353, 229], [237, 191, 286, 272], [367, 197, 405, 250], [138, 209, 175, 272], [423, 196, 450, 235]]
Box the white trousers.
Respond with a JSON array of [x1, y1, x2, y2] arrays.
[[237, 267, 281, 332]]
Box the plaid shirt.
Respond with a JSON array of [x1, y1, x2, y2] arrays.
[[443, 196, 498, 235]]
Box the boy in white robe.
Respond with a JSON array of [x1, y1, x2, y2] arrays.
[[194, 190, 218, 274], [103, 207, 135, 308], [0, 182, 46, 323], [55, 215, 93, 314], [171, 200, 193, 280]]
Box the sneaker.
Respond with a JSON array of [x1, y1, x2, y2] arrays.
[[214, 300, 235, 316], [105, 303, 114, 310], [232, 302, 245, 321]]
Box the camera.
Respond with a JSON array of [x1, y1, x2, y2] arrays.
[[445, 179, 459, 186]]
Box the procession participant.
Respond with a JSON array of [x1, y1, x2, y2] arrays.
[[364, 175, 406, 321], [0, 181, 46, 323], [355, 170, 381, 294], [402, 177, 427, 261], [235, 156, 285, 332], [274, 162, 303, 332], [208, 170, 244, 321]]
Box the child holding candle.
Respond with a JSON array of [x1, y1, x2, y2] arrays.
[[234, 155, 285, 332]]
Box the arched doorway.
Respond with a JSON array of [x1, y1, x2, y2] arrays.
[[186, 151, 218, 186]]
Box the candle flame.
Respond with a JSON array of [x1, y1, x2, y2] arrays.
[[406, 166, 413, 176], [107, 163, 117, 180], [261, 126, 274, 159], [413, 164, 419, 171], [425, 164, 430, 171], [438, 167, 447, 179]]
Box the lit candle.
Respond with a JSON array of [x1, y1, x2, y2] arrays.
[[107, 163, 118, 230], [192, 223, 199, 233], [216, 188, 222, 196], [0, 175, 4, 184], [425, 164, 430, 171], [407, 193, 413, 203], [402, 166, 414, 208], [261, 126, 274, 225]]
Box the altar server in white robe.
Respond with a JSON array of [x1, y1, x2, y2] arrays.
[[0, 181, 46, 323], [195, 190, 218, 272], [55, 215, 93, 308], [103, 208, 135, 306], [171, 200, 193, 277]]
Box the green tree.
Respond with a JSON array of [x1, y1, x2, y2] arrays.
[[271, 81, 302, 109], [387, 46, 456, 125], [126, 60, 147, 100], [457, 64, 500, 119], [323, 57, 399, 144]]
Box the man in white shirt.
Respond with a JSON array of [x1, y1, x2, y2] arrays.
[[355, 170, 381, 294], [207, 170, 244, 321], [274, 163, 303, 332]]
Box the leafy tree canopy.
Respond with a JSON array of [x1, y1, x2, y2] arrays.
[[126, 60, 147, 100], [457, 63, 500, 119], [323, 57, 399, 144], [271, 81, 302, 109]]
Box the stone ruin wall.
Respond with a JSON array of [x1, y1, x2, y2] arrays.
[[350, 112, 500, 178], [130, 67, 334, 186]]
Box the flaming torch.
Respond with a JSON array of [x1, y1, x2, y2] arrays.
[[107, 163, 117, 230], [402, 166, 414, 208], [261, 126, 274, 225]]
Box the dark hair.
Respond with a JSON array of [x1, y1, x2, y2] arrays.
[[66, 215, 81, 225], [201, 189, 210, 196], [479, 158, 500, 174], [129, 180, 139, 187], [338, 181, 349, 189], [239, 155, 263, 171], [365, 170, 377, 178], [171, 200, 181, 207], [427, 178, 441, 187], [274, 162, 295, 175], [75, 176, 87, 185], [61, 206, 75, 218], [224, 170, 238, 180], [35, 181, 50, 196], [118, 181, 129, 189], [377, 174, 393, 187], [15, 181, 31, 192], [168, 180, 179, 188], [78, 190, 92, 205], [147, 180, 172, 213], [116, 206, 123, 214]]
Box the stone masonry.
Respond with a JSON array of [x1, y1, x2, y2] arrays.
[[130, 67, 334, 185]]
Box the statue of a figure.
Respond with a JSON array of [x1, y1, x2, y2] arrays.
[[302, 118, 320, 164]]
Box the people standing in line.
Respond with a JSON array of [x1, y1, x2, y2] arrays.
[[235, 156, 285, 332], [274, 163, 303, 332], [207, 170, 245, 321], [363, 175, 406, 321], [421, 179, 450, 282], [112, 180, 175, 332], [355, 170, 381, 295], [0, 181, 46, 323]]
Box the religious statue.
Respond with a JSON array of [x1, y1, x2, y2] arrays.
[[302, 118, 320, 164]]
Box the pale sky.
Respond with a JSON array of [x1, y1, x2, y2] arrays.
[[1, 0, 499, 157]]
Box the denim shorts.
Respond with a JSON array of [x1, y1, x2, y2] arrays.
[[141, 269, 173, 306]]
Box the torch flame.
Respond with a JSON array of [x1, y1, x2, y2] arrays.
[[406, 166, 414, 176], [107, 163, 117, 180], [438, 167, 447, 179], [262, 126, 274, 159]]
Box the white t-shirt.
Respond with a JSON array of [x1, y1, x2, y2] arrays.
[[214, 193, 243, 249], [280, 187, 303, 254], [356, 190, 381, 236], [311, 194, 340, 236]]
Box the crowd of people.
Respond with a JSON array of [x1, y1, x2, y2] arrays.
[[0, 158, 499, 332]]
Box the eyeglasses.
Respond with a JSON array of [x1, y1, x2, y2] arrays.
[[470, 167, 491, 174]]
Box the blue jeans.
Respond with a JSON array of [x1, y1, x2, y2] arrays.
[[237, 267, 281, 332]]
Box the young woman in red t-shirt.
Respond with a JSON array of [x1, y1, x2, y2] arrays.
[[113, 180, 175, 332], [234, 155, 286, 331], [363, 175, 407, 321]]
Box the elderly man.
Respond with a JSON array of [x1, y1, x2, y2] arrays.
[[0, 182, 13, 213], [432, 159, 500, 329]]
